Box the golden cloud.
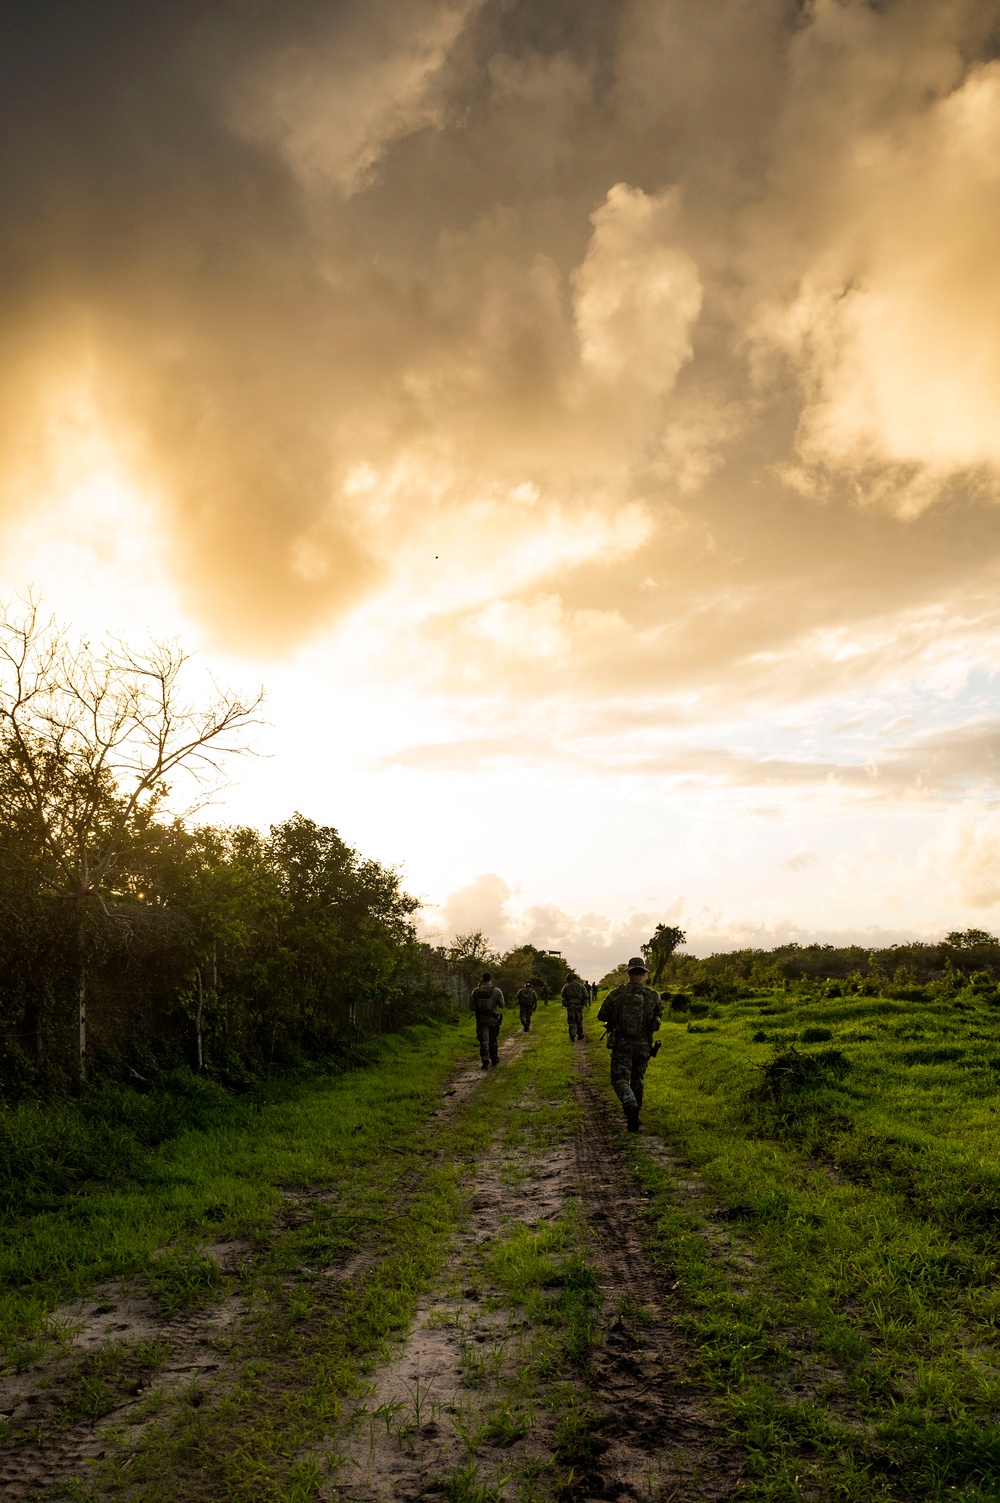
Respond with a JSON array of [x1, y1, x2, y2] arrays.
[[3, 0, 1000, 713]]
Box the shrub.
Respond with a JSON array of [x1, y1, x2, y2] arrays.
[[752, 1045, 851, 1103]]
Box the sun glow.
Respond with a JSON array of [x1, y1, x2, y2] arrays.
[[4, 3, 1000, 971]]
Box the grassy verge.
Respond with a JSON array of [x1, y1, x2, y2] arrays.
[[0, 1023, 480, 1366], [601, 990, 1000, 1502], [65, 1010, 582, 1501]]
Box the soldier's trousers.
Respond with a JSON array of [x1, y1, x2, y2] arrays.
[[519, 1006, 534, 1032], [565, 1005, 585, 1041], [476, 1014, 500, 1065], [610, 1038, 651, 1111]]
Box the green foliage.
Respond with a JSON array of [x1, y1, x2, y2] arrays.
[[147, 1249, 222, 1317], [0, 1070, 240, 1218], [440, 1462, 508, 1503], [946, 928, 998, 949], [0, 806, 442, 1093], [432, 936, 570, 1003], [654, 931, 1000, 1007], [641, 923, 687, 985], [0, 1018, 472, 1359], [752, 1044, 851, 1101], [632, 986, 1000, 1499], [497, 944, 569, 999], [598, 963, 628, 990], [0, 607, 438, 1091]]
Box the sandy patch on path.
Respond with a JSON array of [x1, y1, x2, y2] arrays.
[[329, 1080, 573, 1501], [0, 1034, 518, 1500]]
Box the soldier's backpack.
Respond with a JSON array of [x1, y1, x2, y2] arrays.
[[471, 984, 498, 1017], [615, 989, 647, 1041]]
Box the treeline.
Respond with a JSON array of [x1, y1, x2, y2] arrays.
[[658, 929, 1000, 1004], [0, 602, 453, 1099], [437, 930, 573, 1002], [0, 809, 454, 1097]]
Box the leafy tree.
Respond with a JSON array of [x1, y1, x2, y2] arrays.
[[642, 924, 687, 985], [496, 944, 567, 999], [946, 929, 998, 949], [0, 597, 261, 1079], [599, 964, 628, 990], [446, 931, 500, 988]]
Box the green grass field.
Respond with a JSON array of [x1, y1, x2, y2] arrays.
[[0, 1024, 476, 1363], [4, 994, 1000, 1500], [622, 987, 1000, 1501]]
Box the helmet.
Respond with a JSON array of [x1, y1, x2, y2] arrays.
[[626, 957, 648, 973]]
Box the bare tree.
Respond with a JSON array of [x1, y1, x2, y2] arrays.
[[0, 596, 264, 1081]]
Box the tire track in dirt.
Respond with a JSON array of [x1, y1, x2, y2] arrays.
[[569, 1049, 745, 1501], [0, 1033, 529, 1501], [0, 1254, 248, 1501], [326, 1034, 745, 1502]]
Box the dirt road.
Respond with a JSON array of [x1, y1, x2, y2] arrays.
[[0, 1020, 745, 1501], [326, 1037, 743, 1502]]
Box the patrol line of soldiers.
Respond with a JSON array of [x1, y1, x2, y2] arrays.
[[469, 957, 662, 1134], [469, 972, 544, 1067]]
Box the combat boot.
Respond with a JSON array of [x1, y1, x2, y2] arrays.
[[481, 1060, 491, 1070], [625, 1103, 640, 1133]]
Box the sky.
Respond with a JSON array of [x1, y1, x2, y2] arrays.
[[3, 0, 1000, 975]]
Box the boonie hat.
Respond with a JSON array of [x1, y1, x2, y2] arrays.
[[626, 957, 648, 972]]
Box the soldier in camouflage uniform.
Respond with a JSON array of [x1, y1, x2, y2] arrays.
[[560, 972, 589, 1041], [516, 980, 538, 1032], [470, 971, 504, 1068], [597, 957, 662, 1132]]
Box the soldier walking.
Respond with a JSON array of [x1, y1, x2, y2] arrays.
[[560, 971, 589, 1042], [597, 957, 662, 1132], [516, 979, 538, 1032], [470, 971, 504, 1068]]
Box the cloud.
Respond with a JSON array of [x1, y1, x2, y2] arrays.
[[231, 0, 481, 196], [418, 872, 670, 976], [386, 719, 1000, 807], [4, 0, 1000, 672], [419, 872, 939, 971], [785, 850, 818, 871], [7, 0, 1000, 944], [573, 184, 701, 398], [748, 15, 1000, 510], [922, 803, 1000, 909], [428, 871, 516, 944]]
